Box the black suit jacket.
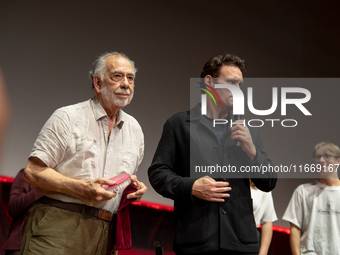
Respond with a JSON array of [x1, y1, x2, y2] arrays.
[[148, 104, 277, 254]]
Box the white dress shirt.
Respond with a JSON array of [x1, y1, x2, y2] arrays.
[[30, 96, 144, 213]]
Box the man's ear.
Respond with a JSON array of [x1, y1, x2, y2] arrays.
[[204, 75, 213, 88], [93, 75, 102, 93]]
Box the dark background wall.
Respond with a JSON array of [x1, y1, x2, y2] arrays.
[[1, 0, 339, 228]]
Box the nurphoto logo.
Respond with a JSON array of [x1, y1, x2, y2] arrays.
[[197, 82, 312, 128]]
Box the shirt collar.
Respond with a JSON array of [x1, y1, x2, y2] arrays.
[[90, 96, 125, 129]]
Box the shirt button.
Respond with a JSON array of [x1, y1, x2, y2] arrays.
[[221, 209, 226, 215], [213, 146, 218, 152]]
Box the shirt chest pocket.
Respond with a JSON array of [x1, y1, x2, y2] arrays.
[[116, 149, 137, 175]]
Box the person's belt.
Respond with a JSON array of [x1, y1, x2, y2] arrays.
[[38, 196, 113, 222]]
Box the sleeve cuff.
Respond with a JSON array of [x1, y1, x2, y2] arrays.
[[180, 177, 197, 203]]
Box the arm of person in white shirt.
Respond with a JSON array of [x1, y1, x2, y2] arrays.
[[290, 223, 301, 255], [24, 156, 116, 204], [259, 222, 273, 255]]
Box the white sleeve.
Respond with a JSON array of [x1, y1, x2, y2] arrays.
[[260, 192, 278, 224], [282, 187, 304, 229], [29, 108, 70, 168]]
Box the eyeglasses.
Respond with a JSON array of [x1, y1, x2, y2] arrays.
[[314, 154, 337, 160], [110, 71, 135, 84]]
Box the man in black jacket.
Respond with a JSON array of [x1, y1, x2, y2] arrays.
[[148, 54, 277, 255]]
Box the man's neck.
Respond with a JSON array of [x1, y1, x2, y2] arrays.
[[108, 110, 120, 133], [107, 109, 119, 121], [206, 103, 230, 119]]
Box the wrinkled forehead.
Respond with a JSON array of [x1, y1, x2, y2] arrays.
[[105, 55, 134, 73]]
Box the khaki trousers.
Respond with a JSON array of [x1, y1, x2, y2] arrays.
[[21, 203, 112, 255]]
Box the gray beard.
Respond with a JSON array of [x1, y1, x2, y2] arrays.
[[113, 91, 134, 107]]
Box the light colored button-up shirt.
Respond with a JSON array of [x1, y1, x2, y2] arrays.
[[29, 97, 144, 213]]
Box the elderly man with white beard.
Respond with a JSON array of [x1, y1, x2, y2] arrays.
[[22, 52, 147, 255]]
